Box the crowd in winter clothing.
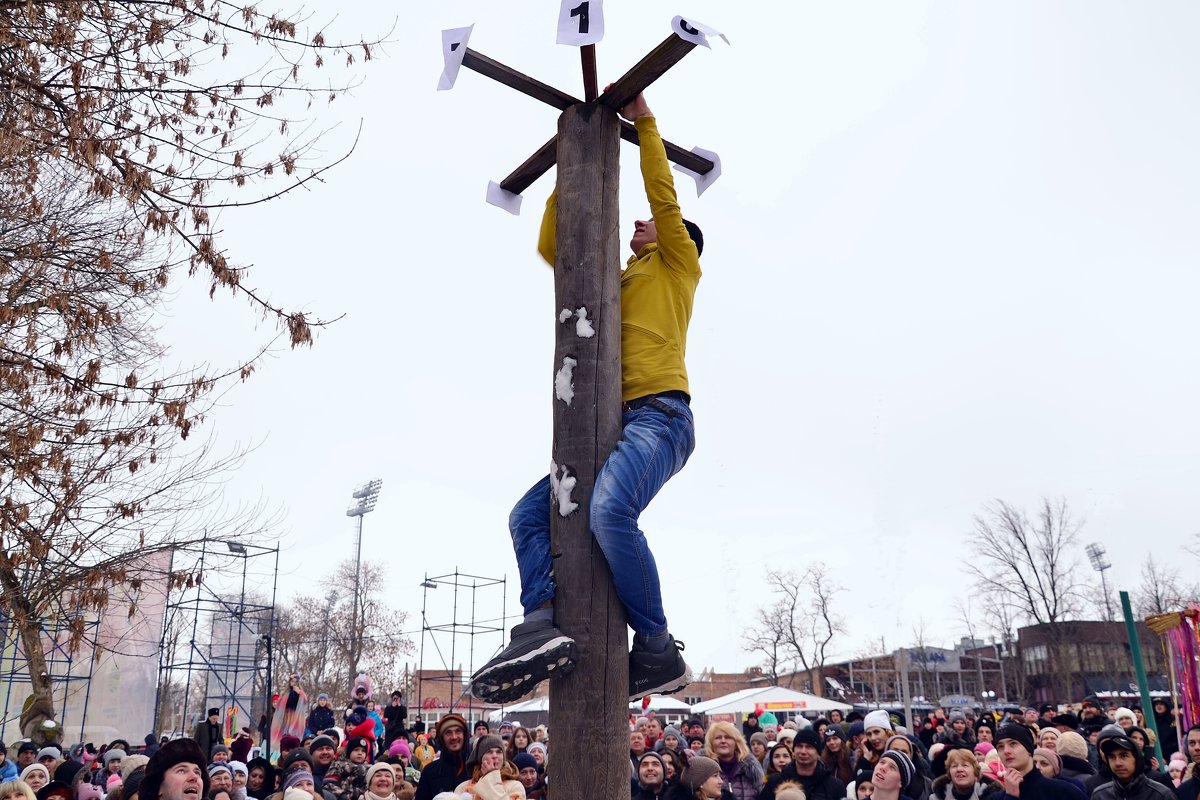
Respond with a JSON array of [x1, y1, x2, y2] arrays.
[[3, 691, 1198, 800]]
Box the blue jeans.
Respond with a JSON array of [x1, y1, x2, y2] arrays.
[[509, 395, 696, 637]]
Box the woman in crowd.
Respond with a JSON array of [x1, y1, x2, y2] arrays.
[[822, 727, 855, 785], [929, 748, 1002, 800], [453, 736, 524, 800], [505, 728, 532, 763], [749, 735, 770, 769], [0, 781, 36, 800], [18, 768, 47, 795], [671, 757, 725, 800], [1037, 729, 1059, 752], [703, 722, 763, 800], [362, 763, 394, 800], [765, 743, 793, 781]]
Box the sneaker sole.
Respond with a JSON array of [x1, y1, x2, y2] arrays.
[[629, 663, 692, 702], [470, 637, 576, 703]]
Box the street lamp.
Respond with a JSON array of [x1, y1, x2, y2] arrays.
[[1085, 543, 1113, 621], [346, 479, 383, 644]]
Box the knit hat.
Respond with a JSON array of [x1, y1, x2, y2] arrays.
[[527, 742, 547, 760], [996, 724, 1035, 754], [777, 729, 797, 743], [948, 710, 966, 723], [309, 735, 337, 752], [282, 770, 315, 791], [37, 747, 62, 762], [124, 768, 147, 800], [121, 756, 150, 781], [662, 725, 683, 744], [863, 710, 892, 732], [279, 749, 314, 773], [513, 753, 537, 772], [52, 761, 83, 785], [759, 712, 779, 727], [208, 764, 232, 778], [229, 762, 247, 777], [103, 749, 127, 766], [19, 742, 39, 755], [345, 737, 372, 759], [141, 739, 208, 800], [387, 739, 411, 759], [364, 763, 394, 789], [279, 735, 301, 751], [211, 744, 230, 758], [1051, 713, 1080, 730], [776, 787, 806, 800], [973, 742, 995, 757], [879, 750, 914, 787], [434, 714, 467, 747], [106, 774, 123, 790], [681, 756, 721, 791], [792, 729, 821, 751], [21, 764, 51, 783], [76, 784, 103, 800], [750, 732, 769, 750], [466, 735, 503, 768], [824, 726, 845, 741], [1114, 708, 1136, 725], [848, 722, 865, 738], [1033, 748, 1061, 776], [637, 752, 667, 787]]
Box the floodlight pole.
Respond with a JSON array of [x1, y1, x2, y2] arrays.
[[346, 479, 382, 683]]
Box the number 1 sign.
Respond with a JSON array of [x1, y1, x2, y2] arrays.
[[558, 0, 604, 46]]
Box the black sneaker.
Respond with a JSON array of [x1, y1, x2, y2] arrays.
[[470, 620, 577, 704], [629, 636, 690, 701]]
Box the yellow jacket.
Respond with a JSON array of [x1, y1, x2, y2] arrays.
[[538, 115, 701, 403]]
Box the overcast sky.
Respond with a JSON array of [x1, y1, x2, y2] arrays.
[[163, 1, 1200, 680]]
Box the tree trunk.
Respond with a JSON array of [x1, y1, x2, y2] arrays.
[[548, 102, 626, 800]]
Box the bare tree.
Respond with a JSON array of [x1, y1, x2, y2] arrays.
[[1133, 555, 1199, 617], [967, 497, 1083, 701], [742, 564, 845, 691], [272, 560, 413, 701]]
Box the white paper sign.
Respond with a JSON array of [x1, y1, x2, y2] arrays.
[[671, 15, 729, 49], [437, 25, 474, 91], [486, 181, 523, 215], [672, 147, 722, 197], [558, 0, 604, 46]]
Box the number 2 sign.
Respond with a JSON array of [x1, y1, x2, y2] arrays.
[[557, 0, 604, 46]]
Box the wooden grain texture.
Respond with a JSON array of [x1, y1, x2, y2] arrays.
[[599, 34, 696, 112], [500, 136, 558, 196], [581, 45, 599, 102], [462, 49, 578, 110], [549, 102, 627, 800]]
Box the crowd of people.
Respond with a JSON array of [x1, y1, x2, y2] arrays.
[[2, 692, 1199, 800]]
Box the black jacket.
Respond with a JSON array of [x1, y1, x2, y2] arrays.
[[1059, 755, 1097, 784], [412, 749, 468, 800], [1003, 768, 1085, 800], [383, 703, 408, 743], [1091, 775, 1174, 800], [761, 761, 845, 800]]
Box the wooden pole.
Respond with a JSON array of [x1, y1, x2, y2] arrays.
[[549, 101, 626, 799]]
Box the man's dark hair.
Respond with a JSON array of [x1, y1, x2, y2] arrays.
[[682, 219, 704, 257]]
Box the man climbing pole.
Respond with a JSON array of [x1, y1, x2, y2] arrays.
[[471, 89, 704, 704]]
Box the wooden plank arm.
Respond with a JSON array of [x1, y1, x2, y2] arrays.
[[499, 125, 713, 196], [598, 35, 696, 112], [499, 136, 558, 195], [462, 49, 581, 110], [618, 121, 714, 175]]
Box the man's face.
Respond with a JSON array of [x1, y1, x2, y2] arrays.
[[474, 724, 489, 737], [997, 739, 1032, 773], [630, 732, 646, 754], [160, 762, 204, 800], [865, 727, 890, 753], [209, 772, 232, 792], [646, 719, 662, 740], [211, 752, 228, 764], [1023, 710, 1039, 725], [312, 745, 335, 766], [1081, 702, 1100, 721], [638, 758, 664, 788], [1041, 710, 1054, 723], [630, 218, 658, 254], [872, 759, 902, 792], [794, 743, 819, 772], [977, 727, 993, 743], [1107, 748, 1138, 781], [17, 751, 34, 768], [519, 767, 538, 789], [443, 726, 465, 753], [1188, 730, 1200, 762], [209, 713, 220, 724]]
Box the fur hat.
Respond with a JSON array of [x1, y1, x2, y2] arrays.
[[466, 735, 503, 768], [682, 756, 721, 791], [121, 756, 150, 781], [1113, 708, 1136, 725], [776, 786, 806, 800], [863, 710, 892, 732], [141, 738, 208, 800]]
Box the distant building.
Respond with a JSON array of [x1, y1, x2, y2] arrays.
[[1018, 620, 1168, 704]]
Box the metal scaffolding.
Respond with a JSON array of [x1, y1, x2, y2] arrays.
[[416, 570, 507, 725], [154, 535, 279, 737], [0, 613, 99, 743]]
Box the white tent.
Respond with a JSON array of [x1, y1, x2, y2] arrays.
[[691, 686, 851, 716]]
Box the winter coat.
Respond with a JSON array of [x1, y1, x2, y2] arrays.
[[761, 761, 846, 800], [1058, 755, 1096, 785], [453, 771, 526, 800], [719, 756, 764, 800], [413, 748, 469, 800], [323, 758, 367, 800], [368, 710, 384, 741], [1176, 778, 1200, 800], [1090, 775, 1174, 800], [383, 703, 408, 744], [929, 773, 1004, 800], [822, 749, 855, 785], [1002, 768, 1085, 800], [633, 783, 671, 800], [0, 760, 17, 782], [193, 719, 222, 757], [307, 706, 336, 735]]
